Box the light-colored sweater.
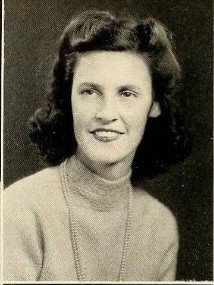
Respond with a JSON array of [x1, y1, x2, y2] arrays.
[[4, 156, 178, 281]]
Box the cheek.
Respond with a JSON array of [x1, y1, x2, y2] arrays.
[[72, 100, 95, 137], [72, 100, 84, 134], [124, 108, 151, 150], [130, 116, 148, 141], [126, 104, 151, 133], [72, 96, 97, 117], [72, 109, 87, 133]]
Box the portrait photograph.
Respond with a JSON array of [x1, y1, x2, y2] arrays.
[[2, 0, 213, 282]]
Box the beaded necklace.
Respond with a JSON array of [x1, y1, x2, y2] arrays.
[[60, 159, 133, 281]]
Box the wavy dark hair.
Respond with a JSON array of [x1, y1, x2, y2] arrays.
[[29, 10, 191, 179]]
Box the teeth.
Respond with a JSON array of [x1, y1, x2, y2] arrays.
[[95, 131, 118, 137], [93, 130, 121, 141]]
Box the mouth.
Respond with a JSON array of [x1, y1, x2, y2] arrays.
[[90, 128, 124, 142]]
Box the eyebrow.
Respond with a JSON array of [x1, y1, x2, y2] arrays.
[[77, 82, 142, 93], [77, 82, 103, 90]]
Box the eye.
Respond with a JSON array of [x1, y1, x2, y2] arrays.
[[120, 91, 136, 98], [81, 89, 96, 96]]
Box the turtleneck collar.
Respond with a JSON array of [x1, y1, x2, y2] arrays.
[[63, 155, 132, 211]]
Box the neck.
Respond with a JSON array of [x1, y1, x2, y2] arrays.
[[75, 152, 133, 181]]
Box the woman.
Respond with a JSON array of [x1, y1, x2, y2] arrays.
[[4, 10, 191, 281]]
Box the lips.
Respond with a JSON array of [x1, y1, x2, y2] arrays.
[[91, 128, 124, 142]]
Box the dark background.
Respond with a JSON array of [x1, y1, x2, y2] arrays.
[[4, 0, 213, 281]]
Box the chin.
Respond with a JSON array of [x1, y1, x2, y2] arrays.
[[76, 136, 137, 166], [91, 155, 121, 165]]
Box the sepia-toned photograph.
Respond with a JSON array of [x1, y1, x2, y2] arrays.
[[3, 0, 213, 282]]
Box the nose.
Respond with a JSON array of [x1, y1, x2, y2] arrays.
[[95, 97, 118, 123]]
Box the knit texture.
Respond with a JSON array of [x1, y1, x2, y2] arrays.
[[4, 156, 178, 281]]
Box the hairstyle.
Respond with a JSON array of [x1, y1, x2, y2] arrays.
[[29, 10, 191, 179]]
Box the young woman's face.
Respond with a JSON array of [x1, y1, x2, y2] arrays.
[[71, 51, 157, 166]]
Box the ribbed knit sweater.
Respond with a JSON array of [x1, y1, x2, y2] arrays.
[[4, 156, 178, 281]]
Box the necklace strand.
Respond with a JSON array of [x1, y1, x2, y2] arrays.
[[60, 159, 133, 281]]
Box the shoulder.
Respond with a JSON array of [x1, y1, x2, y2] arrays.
[[5, 166, 60, 195], [133, 187, 178, 238], [4, 165, 62, 215]]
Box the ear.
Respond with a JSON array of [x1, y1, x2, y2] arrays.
[[149, 101, 161, 118]]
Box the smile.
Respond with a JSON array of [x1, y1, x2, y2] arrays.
[[91, 129, 124, 142]]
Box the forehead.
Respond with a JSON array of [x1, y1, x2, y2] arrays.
[[73, 51, 151, 85]]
